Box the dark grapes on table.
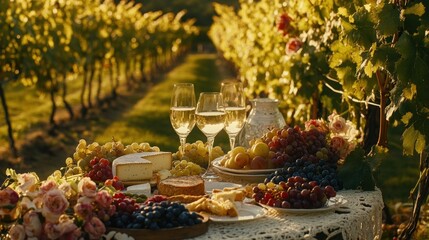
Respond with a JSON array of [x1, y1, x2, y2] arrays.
[[265, 157, 342, 191], [105, 200, 203, 230]]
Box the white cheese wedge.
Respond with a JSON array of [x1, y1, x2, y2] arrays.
[[126, 183, 151, 196], [112, 157, 153, 181], [112, 152, 172, 182]]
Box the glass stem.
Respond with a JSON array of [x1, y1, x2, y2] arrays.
[[207, 136, 214, 166], [228, 134, 237, 151], [179, 137, 187, 159]]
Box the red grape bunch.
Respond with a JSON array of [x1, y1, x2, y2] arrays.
[[85, 157, 113, 182], [253, 176, 336, 209]]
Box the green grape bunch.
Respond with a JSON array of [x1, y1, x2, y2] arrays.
[[65, 139, 160, 177], [170, 160, 204, 177], [172, 140, 225, 168]]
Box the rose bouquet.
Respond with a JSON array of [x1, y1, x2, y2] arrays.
[[0, 169, 122, 240]]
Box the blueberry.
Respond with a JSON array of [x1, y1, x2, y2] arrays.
[[136, 215, 145, 223], [149, 222, 159, 230]]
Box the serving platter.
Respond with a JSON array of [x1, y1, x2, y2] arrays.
[[107, 213, 209, 240], [212, 156, 281, 174], [260, 195, 347, 214], [208, 202, 267, 222]]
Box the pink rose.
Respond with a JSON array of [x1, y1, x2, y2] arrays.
[[304, 119, 329, 133], [16, 173, 39, 195], [20, 196, 36, 212], [44, 215, 80, 240], [74, 202, 94, 221], [84, 217, 106, 240], [9, 224, 26, 240], [23, 210, 43, 238], [59, 182, 74, 198], [277, 13, 292, 36], [40, 180, 58, 194], [0, 187, 19, 207], [330, 136, 350, 159], [329, 115, 349, 134], [95, 190, 113, 208], [78, 177, 97, 198], [286, 38, 302, 54], [42, 189, 69, 223]]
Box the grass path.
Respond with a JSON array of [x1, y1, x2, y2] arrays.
[[92, 53, 233, 152]]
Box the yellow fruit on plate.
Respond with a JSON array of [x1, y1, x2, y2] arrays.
[[225, 157, 240, 169], [234, 152, 250, 168], [250, 142, 270, 158]]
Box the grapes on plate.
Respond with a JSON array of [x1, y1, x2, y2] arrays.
[[252, 177, 336, 209]]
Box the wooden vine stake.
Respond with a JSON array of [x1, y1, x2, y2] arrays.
[[375, 70, 388, 148], [399, 151, 429, 239]]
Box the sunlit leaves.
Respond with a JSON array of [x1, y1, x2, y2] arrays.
[[402, 125, 426, 155], [376, 3, 400, 37], [402, 3, 426, 17], [346, 8, 376, 49]]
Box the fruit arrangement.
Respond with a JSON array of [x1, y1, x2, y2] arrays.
[[170, 160, 204, 177], [172, 140, 224, 168], [220, 125, 340, 170], [252, 176, 336, 209]]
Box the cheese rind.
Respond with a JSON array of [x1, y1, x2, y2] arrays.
[[157, 175, 205, 196], [112, 152, 172, 182], [139, 152, 172, 172]]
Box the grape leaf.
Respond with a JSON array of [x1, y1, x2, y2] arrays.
[[402, 124, 419, 156], [402, 3, 426, 17], [377, 3, 401, 37], [338, 147, 375, 191], [347, 9, 377, 49], [415, 133, 426, 154], [401, 112, 413, 125]]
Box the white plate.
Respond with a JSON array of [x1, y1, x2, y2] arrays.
[[205, 181, 242, 194], [209, 202, 267, 222], [260, 195, 347, 214], [212, 156, 281, 174]]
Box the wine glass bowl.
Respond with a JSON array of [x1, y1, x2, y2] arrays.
[[195, 92, 226, 181], [170, 83, 196, 158], [221, 81, 246, 151]]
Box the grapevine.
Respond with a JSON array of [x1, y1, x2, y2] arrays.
[[211, 0, 429, 238]]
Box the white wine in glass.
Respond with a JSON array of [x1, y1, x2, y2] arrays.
[[221, 81, 246, 151], [196, 92, 226, 181], [170, 83, 196, 158]]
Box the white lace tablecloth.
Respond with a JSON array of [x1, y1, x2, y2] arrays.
[[192, 189, 384, 240]]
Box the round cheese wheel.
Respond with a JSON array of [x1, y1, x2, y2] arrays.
[[157, 176, 205, 196]]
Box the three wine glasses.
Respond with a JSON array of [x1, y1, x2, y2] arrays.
[[169, 81, 246, 180]]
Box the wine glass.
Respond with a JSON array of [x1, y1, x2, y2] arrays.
[[170, 83, 196, 159], [221, 81, 246, 151], [195, 92, 226, 181]]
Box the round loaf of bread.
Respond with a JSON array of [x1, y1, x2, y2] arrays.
[[157, 175, 205, 196]]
